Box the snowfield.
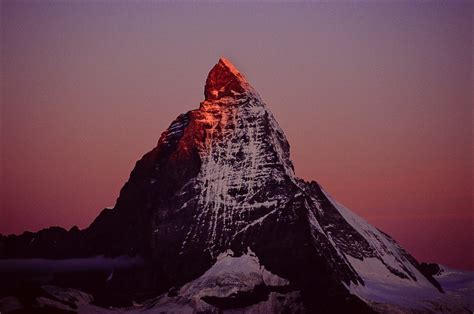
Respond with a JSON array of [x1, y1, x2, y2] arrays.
[[1, 256, 471, 313], [0, 250, 303, 313]]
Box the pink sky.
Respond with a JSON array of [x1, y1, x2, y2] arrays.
[[1, 2, 472, 269]]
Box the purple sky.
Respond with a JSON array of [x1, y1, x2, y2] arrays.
[[1, 2, 472, 269]]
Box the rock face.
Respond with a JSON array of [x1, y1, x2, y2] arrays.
[[0, 58, 454, 313]]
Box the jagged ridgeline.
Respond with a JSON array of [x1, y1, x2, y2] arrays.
[[0, 58, 462, 313]]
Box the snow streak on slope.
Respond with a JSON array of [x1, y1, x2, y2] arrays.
[[320, 187, 427, 281], [316, 188, 464, 311], [180, 92, 296, 256]]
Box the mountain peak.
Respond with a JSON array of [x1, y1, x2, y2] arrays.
[[217, 57, 241, 76], [204, 57, 253, 100]]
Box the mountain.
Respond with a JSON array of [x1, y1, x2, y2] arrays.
[[0, 58, 467, 313]]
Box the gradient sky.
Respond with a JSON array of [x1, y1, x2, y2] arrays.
[[1, 2, 472, 269]]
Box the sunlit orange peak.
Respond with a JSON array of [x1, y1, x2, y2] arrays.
[[204, 57, 253, 100]]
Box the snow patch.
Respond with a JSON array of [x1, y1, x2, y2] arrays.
[[180, 249, 289, 300]]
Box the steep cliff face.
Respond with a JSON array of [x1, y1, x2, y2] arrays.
[[1, 58, 452, 313]]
